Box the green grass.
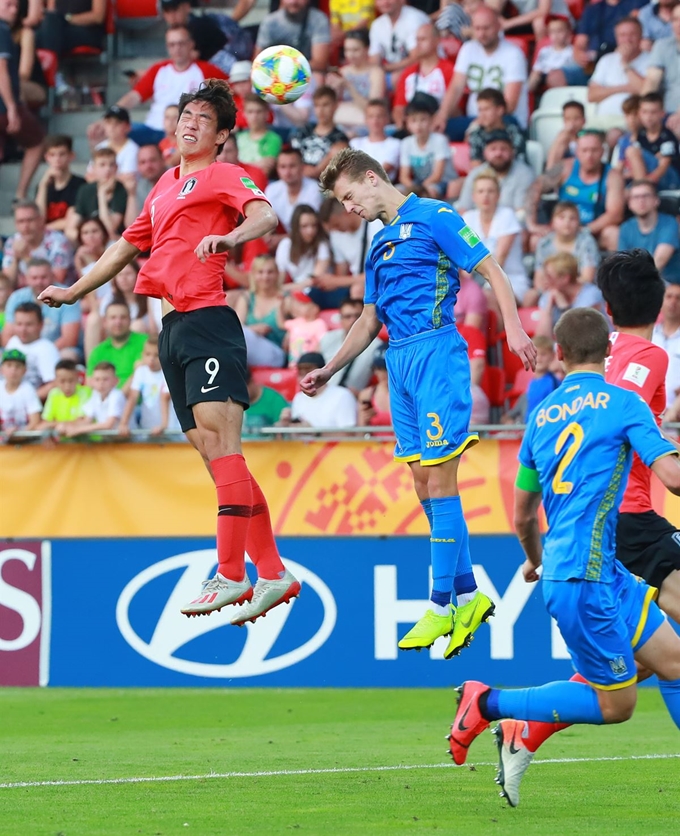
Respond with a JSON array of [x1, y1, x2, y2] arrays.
[[0, 688, 678, 836]]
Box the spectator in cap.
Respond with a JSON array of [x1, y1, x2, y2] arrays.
[[35, 0, 106, 57], [160, 0, 253, 74], [90, 105, 139, 191], [284, 289, 329, 367], [358, 343, 392, 430], [228, 61, 263, 131], [457, 129, 535, 215], [282, 350, 358, 428], [0, 347, 42, 434], [234, 255, 287, 369], [276, 204, 331, 291]]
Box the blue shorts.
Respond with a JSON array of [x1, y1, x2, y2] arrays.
[[386, 324, 478, 466], [543, 563, 663, 690], [561, 65, 591, 86]]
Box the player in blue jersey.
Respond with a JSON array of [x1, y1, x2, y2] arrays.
[[301, 148, 536, 659], [448, 308, 680, 797]]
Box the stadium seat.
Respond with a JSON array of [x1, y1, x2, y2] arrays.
[[450, 142, 471, 176], [37, 49, 57, 89], [319, 309, 342, 329], [486, 308, 502, 347], [481, 365, 506, 408], [113, 0, 162, 58], [458, 323, 487, 353], [525, 139, 545, 177], [530, 110, 566, 156], [538, 86, 589, 112], [507, 368, 534, 406], [506, 35, 534, 59], [378, 324, 389, 342], [501, 339, 525, 387], [567, 0, 585, 20], [251, 367, 298, 402], [518, 306, 541, 337]]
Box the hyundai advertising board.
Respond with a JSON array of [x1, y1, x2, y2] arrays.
[[1, 536, 585, 687]]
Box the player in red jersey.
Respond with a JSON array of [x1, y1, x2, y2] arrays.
[[38, 80, 300, 624], [490, 249, 680, 807]]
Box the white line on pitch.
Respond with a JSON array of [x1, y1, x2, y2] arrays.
[[1, 752, 679, 790]]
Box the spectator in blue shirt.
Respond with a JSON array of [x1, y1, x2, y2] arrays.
[[639, 0, 676, 49], [1, 258, 82, 355], [526, 335, 561, 418], [618, 180, 680, 284]]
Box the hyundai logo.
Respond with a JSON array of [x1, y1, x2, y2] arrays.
[[115, 550, 337, 678]]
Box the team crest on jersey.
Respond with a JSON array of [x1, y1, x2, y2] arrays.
[[399, 223, 413, 240], [177, 178, 197, 199], [609, 656, 628, 676], [458, 225, 481, 248]]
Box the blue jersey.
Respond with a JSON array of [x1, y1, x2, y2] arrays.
[[364, 194, 490, 341], [519, 371, 675, 584]]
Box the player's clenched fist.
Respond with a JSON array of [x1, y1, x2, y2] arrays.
[[37, 286, 73, 308], [299, 367, 332, 397], [194, 235, 232, 262]]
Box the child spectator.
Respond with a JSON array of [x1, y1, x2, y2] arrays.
[[535, 252, 605, 338], [467, 88, 526, 165], [276, 205, 331, 288], [0, 348, 42, 435], [614, 95, 642, 181], [284, 289, 329, 367], [328, 29, 386, 130], [625, 92, 680, 190], [399, 98, 458, 199], [284, 351, 358, 428], [545, 100, 586, 169], [118, 338, 169, 434], [35, 135, 86, 233], [5, 302, 59, 400], [291, 86, 350, 179], [242, 367, 290, 437], [235, 94, 282, 177], [64, 361, 126, 437], [158, 104, 180, 167], [525, 335, 560, 417], [93, 106, 139, 189], [0, 273, 11, 334], [528, 16, 575, 92], [532, 201, 600, 304], [68, 148, 128, 242], [350, 98, 401, 181], [39, 358, 91, 432]]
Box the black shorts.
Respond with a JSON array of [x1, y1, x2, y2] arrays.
[[616, 510, 680, 590], [158, 305, 249, 433]]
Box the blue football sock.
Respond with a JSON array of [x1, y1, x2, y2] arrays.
[[421, 498, 433, 532], [659, 678, 680, 729], [485, 682, 605, 725], [453, 521, 477, 597], [429, 496, 466, 606]]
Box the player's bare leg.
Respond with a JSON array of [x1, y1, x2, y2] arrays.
[[398, 458, 494, 654], [657, 570, 680, 624], [182, 400, 300, 621]]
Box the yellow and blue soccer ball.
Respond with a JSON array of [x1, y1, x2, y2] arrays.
[[251, 45, 312, 105]]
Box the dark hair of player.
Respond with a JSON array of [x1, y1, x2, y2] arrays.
[[597, 248, 665, 328], [15, 301, 43, 322], [554, 308, 610, 365], [55, 359, 78, 372], [319, 148, 390, 194], [178, 79, 237, 151], [477, 88, 506, 109]]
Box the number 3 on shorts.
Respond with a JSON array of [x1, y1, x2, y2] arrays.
[[200, 358, 220, 393], [426, 412, 444, 441]]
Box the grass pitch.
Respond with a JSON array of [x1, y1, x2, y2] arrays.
[[0, 688, 678, 836]]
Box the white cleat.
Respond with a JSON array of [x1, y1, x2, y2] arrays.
[[231, 569, 301, 626], [181, 572, 253, 617], [492, 720, 535, 808]]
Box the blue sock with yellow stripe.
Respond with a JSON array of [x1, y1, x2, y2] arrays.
[[429, 496, 465, 607], [484, 681, 605, 725], [659, 678, 680, 729]]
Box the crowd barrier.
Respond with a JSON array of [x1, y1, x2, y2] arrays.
[[2, 441, 679, 687]]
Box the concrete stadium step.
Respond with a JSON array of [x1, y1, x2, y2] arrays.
[[48, 106, 150, 137]]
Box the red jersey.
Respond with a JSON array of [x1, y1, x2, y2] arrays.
[[605, 331, 668, 513], [123, 161, 270, 312]]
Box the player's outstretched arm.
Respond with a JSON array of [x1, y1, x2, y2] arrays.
[[476, 256, 537, 371], [299, 304, 382, 396], [38, 238, 141, 308], [195, 200, 278, 262], [651, 454, 680, 496]]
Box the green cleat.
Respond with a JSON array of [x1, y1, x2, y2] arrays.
[[398, 605, 455, 651], [444, 591, 495, 659]]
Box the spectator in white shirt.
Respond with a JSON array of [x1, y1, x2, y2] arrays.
[[64, 361, 126, 436], [350, 99, 401, 181], [368, 0, 429, 85], [0, 348, 42, 434], [652, 282, 680, 418], [528, 16, 577, 92], [5, 302, 60, 400], [265, 148, 322, 233], [284, 351, 358, 428], [92, 106, 139, 191], [434, 6, 528, 139], [275, 205, 331, 288]]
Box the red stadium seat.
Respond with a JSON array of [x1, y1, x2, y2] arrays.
[[481, 365, 506, 408], [486, 308, 502, 347], [450, 142, 471, 176], [458, 323, 487, 356], [501, 339, 525, 387], [518, 306, 541, 337], [567, 0, 584, 20], [37, 49, 57, 88], [251, 367, 298, 402], [507, 368, 534, 406], [319, 309, 342, 329], [506, 35, 534, 59], [378, 324, 389, 342]]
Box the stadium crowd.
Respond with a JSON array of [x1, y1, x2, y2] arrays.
[[2, 0, 680, 439]]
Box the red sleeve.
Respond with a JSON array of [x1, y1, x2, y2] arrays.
[[197, 61, 229, 81], [133, 61, 167, 102], [614, 344, 668, 407], [212, 163, 271, 213], [458, 324, 487, 360], [440, 60, 455, 86], [240, 163, 268, 193], [393, 65, 416, 107], [122, 179, 161, 252]]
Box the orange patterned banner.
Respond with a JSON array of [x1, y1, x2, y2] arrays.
[[1, 440, 679, 538]]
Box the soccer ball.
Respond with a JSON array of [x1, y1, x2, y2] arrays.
[[251, 45, 312, 105]]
